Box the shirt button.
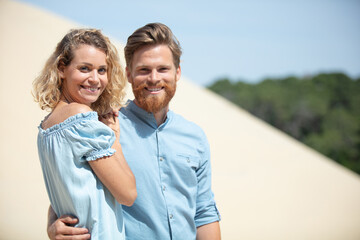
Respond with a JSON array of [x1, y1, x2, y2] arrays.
[[169, 214, 173, 219], [160, 157, 164, 162], [187, 158, 190, 163], [162, 186, 166, 191]]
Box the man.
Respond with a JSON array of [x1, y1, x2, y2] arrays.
[[48, 23, 221, 240]]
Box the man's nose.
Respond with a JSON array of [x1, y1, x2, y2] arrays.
[[148, 69, 160, 83]]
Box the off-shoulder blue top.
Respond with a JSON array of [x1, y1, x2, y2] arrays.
[[37, 111, 125, 239]]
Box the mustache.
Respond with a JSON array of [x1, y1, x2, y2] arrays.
[[132, 82, 166, 91]]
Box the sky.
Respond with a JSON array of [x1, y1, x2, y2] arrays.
[[18, 0, 360, 86]]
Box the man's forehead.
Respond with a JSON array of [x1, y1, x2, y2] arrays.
[[134, 44, 172, 57], [131, 45, 174, 67]]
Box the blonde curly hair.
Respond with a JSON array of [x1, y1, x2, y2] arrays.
[[32, 28, 126, 115]]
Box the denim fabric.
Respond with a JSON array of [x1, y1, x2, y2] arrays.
[[37, 111, 125, 239], [120, 101, 220, 240]]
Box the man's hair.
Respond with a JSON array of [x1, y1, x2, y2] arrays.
[[32, 28, 126, 115], [124, 23, 182, 70]]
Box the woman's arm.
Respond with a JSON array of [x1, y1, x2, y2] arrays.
[[51, 103, 137, 206], [91, 111, 137, 206], [62, 104, 137, 206]]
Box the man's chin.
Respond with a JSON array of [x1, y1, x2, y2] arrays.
[[132, 82, 176, 113], [139, 99, 167, 113]]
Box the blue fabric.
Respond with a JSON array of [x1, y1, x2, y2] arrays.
[[119, 101, 220, 240], [37, 111, 125, 240]]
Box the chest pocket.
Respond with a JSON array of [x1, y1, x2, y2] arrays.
[[175, 154, 201, 188], [178, 154, 200, 169]]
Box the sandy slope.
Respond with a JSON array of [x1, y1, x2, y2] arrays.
[[0, 0, 359, 239]]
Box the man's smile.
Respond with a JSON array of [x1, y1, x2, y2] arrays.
[[145, 87, 164, 94]]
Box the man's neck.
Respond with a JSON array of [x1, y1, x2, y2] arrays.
[[153, 107, 169, 126], [132, 100, 169, 126]]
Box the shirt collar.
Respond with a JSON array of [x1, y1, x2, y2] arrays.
[[126, 100, 173, 129]]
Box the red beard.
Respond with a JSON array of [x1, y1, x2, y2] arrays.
[[132, 80, 176, 113]]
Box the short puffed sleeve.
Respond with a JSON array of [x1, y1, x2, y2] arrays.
[[62, 113, 116, 162]]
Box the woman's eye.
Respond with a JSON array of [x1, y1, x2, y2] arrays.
[[98, 68, 107, 74]]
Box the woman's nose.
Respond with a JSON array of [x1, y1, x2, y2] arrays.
[[88, 70, 99, 83]]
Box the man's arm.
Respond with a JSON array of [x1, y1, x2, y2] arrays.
[[194, 131, 221, 239], [47, 206, 90, 240], [196, 221, 221, 240]]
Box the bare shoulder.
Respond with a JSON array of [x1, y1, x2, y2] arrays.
[[63, 103, 93, 116], [42, 103, 94, 130]]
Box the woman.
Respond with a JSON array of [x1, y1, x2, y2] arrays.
[[32, 28, 136, 239]]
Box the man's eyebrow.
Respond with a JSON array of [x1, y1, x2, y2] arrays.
[[134, 64, 149, 69], [158, 64, 171, 68], [134, 64, 172, 69]]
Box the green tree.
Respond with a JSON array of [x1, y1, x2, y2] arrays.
[[207, 73, 360, 174]]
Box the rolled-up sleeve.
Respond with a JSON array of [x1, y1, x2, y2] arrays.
[[195, 132, 221, 227]]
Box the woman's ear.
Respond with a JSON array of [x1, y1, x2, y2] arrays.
[[58, 62, 65, 79]]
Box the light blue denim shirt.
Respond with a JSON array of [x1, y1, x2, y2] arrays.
[[120, 100, 220, 240], [37, 112, 125, 239]]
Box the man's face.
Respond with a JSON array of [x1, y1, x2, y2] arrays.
[[127, 44, 181, 113]]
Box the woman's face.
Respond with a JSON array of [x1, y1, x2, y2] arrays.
[[60, 44, 108, 106]]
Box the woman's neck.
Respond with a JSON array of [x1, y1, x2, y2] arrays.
[[61, 91, 74, 104]]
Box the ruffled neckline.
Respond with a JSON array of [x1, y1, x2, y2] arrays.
[[38, 111, 98, 135]]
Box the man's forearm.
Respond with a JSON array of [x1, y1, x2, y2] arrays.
[[196, 221, 221, 240], [47, 206, 57, 230]]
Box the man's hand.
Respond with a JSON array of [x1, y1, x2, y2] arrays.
[[47, 215, 90, 240]]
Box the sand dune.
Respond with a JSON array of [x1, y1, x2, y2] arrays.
[[1, 0, 359, 239]]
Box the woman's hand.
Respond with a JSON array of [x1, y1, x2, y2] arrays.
[[99, 109, 120, 138]]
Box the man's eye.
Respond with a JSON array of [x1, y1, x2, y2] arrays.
[[98, 68, 107, 74], [159, 67, 169, 72]]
